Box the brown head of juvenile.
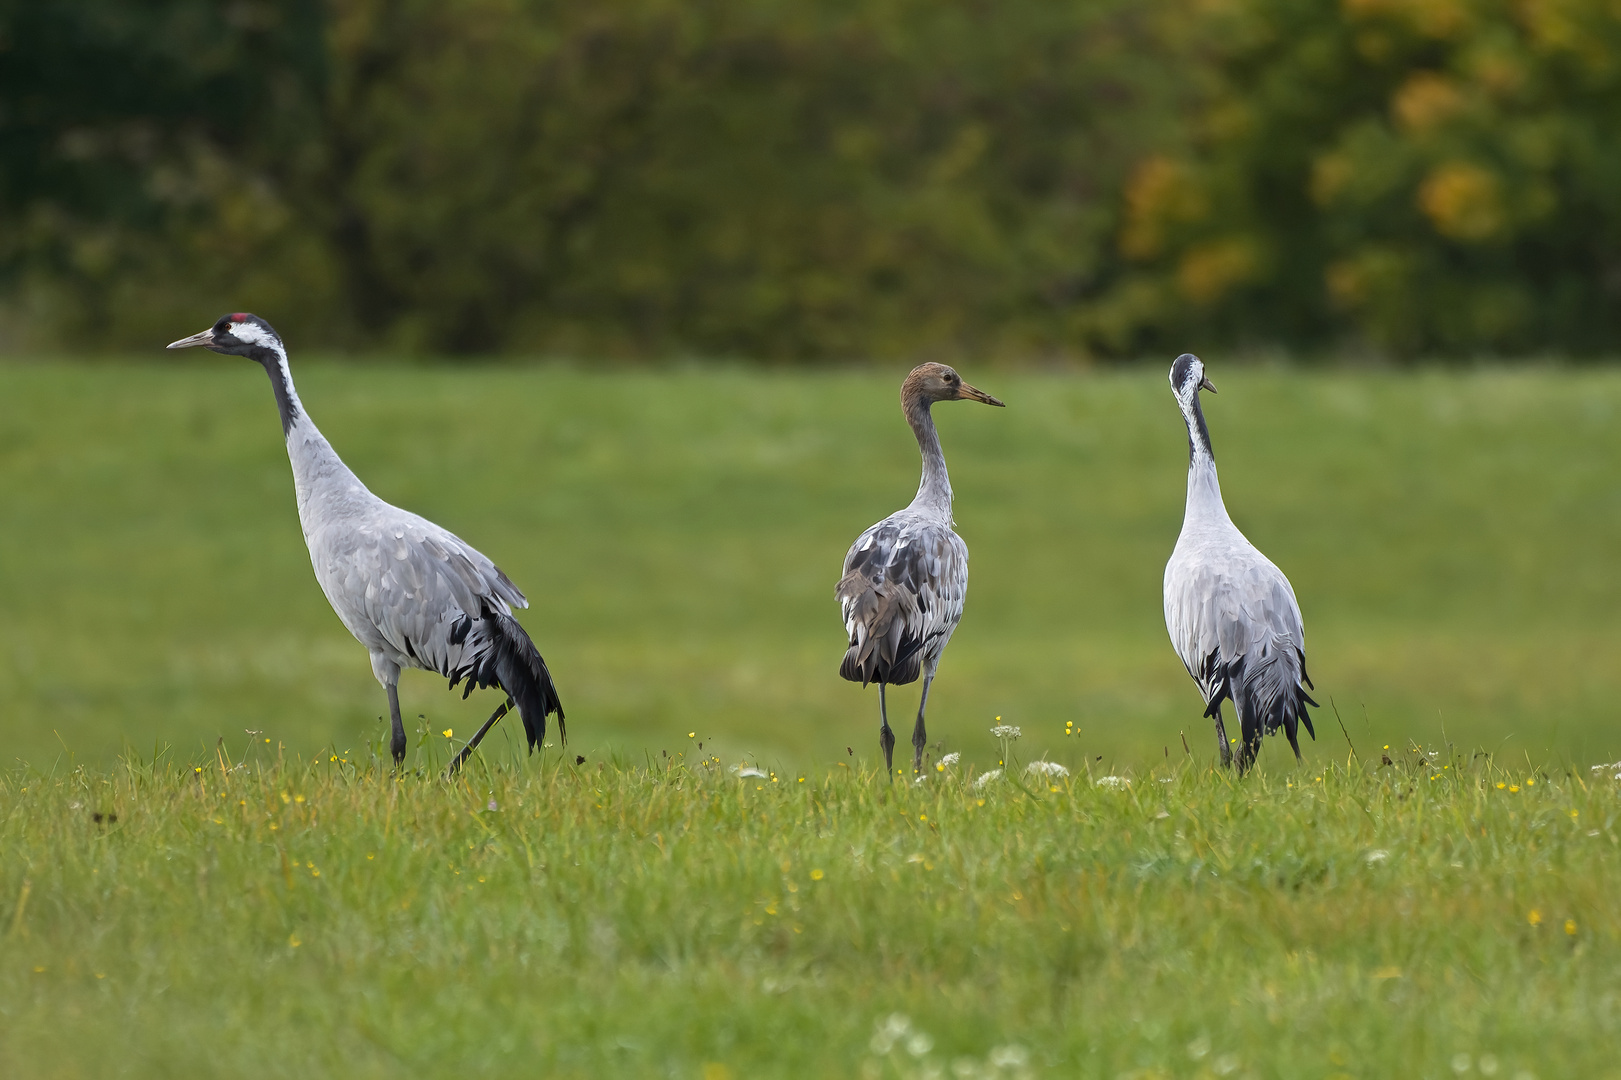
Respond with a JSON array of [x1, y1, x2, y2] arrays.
[[900, 362, 1005, 410]]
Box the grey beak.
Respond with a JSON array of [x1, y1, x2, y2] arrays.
[[166, 328, 216, 350], [1200, 376, 1217, 394], [958, 381, 1006, 408]]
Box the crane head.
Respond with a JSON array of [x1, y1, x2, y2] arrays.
[[1170, 353, 1217, 401], [903, 362, 1005, 408], [167, 313, 285, 363]]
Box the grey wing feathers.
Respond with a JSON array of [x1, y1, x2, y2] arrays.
[[836, 516, 967, 686], [315, 511, 526, 678], [312, 508, 563, 747], [1165, 550, 1317, 754]]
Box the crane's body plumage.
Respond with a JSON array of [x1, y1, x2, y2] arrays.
[[836, 363, 1001, 774], [1162, 354, 1314, 770], [837, 508, 968, 689], [169, 314, 561, 766]]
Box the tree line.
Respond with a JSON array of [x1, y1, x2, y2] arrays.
[[3, 0, 1618, 359]]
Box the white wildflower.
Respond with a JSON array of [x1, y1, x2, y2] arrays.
[[988, 1045, 1029, 1069], [989, 725, 1021, 740], [871, 1013, 911, 1055], [1365, 849, 1389, 865], [732, 765, 767, 779], [938, 752, 961, 768], [1095, 775, 1130, 789], [1025, 760, 1069, 779], [972, 769, 1003, 790], [906, 1032, 934, 1057], [1590, 762, 1621, 780]]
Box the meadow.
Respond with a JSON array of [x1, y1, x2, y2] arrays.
[[3, 747, 1618, 1078], [4, 361, 1621, 772], [5, 360, 1621, 1074]]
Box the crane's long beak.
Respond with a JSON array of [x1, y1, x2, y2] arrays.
[[166, 328, 216, 350], [1200, 376, 1217, 394], [959, 382, 1005, 407]]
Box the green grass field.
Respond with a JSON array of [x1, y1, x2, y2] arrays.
[[3, 749, 1618, 1077], [3, 361, 1621, 772], [6, 360, 1621, 1075]]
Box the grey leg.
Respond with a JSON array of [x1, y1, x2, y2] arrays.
[[1236, 719, 1261, 775], [1213, 707, 1232, 770], [387, 683, 407, 766], [447, 696, 514, 777], [878, 683, 896, 778], [911, 672, 935, 774], [369, 654, 407, 767]]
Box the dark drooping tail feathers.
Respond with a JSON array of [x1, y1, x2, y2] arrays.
[[836, 568, 927, 687], [1200, 644, 1316, 770], [448, 607, 565, 749], [839, 630, 924, 687], [1228, 645, 1316, 766]]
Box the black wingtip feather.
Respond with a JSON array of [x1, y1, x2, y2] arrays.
[[448, 607, 564, 750], [1225, 651, 1318, 768], [837, 635, 924, 687]]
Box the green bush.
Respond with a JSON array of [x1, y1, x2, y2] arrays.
[[9, 0, 1621, 358], [0, 0, 1180, 359], [1115, 0, 1621, 356]]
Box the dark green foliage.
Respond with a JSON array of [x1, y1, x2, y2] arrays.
[[0, 0, 327, 343], [0, 0, 1181, 357], [320, 0, 1177, 358], [7, 0, 1621, 357]]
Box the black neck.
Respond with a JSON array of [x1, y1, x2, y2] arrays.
[[250, 348, 300, 436], [1185, 393, 1214, 464]]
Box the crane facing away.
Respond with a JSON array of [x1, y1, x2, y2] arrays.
[[167, 314, 562, 771], [1162, 354, 1315, 772], [836, 362, 1004, 776]]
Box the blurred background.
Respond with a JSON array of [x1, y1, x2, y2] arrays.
[[4, 1, 1621, 771], [8, 0, 1621, 359]]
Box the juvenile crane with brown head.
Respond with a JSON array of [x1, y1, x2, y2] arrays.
[[836, 362, 1004, 776]]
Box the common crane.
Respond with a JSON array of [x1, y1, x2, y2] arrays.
[[167, 314, 562, 771], [1163, 354, 1315, 772], [836, 362, 1003, 776]]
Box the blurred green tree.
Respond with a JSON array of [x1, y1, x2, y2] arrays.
[[1112, 0, 1621, 357], [0, 0, 333, 349], [1, 0, 1184, 359], [316, 0, 1182, 358]]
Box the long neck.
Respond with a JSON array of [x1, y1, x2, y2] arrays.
[[1179, 392, 1227, 522], [256, 349, 369, 524], [904, 393, 952, 516]]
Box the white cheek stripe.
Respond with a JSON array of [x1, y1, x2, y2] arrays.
[[230, 319, 290, 366]]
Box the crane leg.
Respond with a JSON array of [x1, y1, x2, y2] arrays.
[[386, 683, 407, 766], [878, 683, 896, 778], [911, 672, 935, 774], [1212, 708, 1232, 770], [446, 696, 513, 777], [1236, 722, 1261, 775]]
